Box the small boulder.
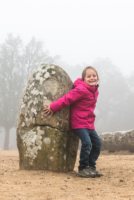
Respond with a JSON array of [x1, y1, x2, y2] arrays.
[[99, 129, 134, 152]]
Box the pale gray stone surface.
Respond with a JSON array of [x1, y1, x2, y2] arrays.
[[17, 64, 79, 171], [99, 129, 134, 152]]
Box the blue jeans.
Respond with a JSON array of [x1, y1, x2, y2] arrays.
[[74, 129, 101, 171]]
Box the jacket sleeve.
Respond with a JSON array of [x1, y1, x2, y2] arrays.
[[50, 86, 85, 112]]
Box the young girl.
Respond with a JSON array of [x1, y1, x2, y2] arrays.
[[43, 66, 102, 178]]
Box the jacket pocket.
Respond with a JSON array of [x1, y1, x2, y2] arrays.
[[76, 111, 95, 119], [76, 111, 89, 119]]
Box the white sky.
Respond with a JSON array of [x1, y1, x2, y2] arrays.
[[0, 0, 134, 75]]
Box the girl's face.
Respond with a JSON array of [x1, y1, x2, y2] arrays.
[[84, 69, 98, 86]]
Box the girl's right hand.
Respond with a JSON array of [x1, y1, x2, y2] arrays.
[[43, 104, 53, 116]]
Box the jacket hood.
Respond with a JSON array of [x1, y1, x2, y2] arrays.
[[73, 78, 99, 92]]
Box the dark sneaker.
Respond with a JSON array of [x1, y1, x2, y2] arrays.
[[95, 170, 103, 177], [86, 166, 103, 177], [78, 168, 96, 178]]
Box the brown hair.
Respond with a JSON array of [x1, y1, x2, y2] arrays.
[[82, 66, 99, 81]]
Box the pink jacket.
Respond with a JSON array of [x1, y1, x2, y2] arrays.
[[50, 78, 99, 129]]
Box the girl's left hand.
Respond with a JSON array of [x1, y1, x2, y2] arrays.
[[43, 104, 53, 116]]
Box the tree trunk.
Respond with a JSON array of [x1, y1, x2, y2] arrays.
[[4, 128, 10, 150]]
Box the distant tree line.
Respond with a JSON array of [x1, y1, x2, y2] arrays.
[[0, 34, 134, 150], [0, 34, 57, 150]]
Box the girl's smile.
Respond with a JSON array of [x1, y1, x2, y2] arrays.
[[84, 69, 98, 86]]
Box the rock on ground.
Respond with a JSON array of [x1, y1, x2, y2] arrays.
[[17, 64, 79, 172], [100, 129, 134, 152]]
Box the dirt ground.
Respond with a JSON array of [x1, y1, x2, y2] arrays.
[[0, 150, 134, 200]]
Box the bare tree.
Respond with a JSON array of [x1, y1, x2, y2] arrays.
[[0, 34, 58, 150], [0, 34, 23, 149]]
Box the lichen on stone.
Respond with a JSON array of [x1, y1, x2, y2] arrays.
[[17, 64, 79, 171], [100, 129, 134, 152], [21, 126, 44, 165]]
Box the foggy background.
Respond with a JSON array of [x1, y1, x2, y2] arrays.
[[0, 0, 134, 150]]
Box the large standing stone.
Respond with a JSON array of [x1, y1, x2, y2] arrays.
[[99, 129, 134, 152], [17, 64, 79, 172]]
